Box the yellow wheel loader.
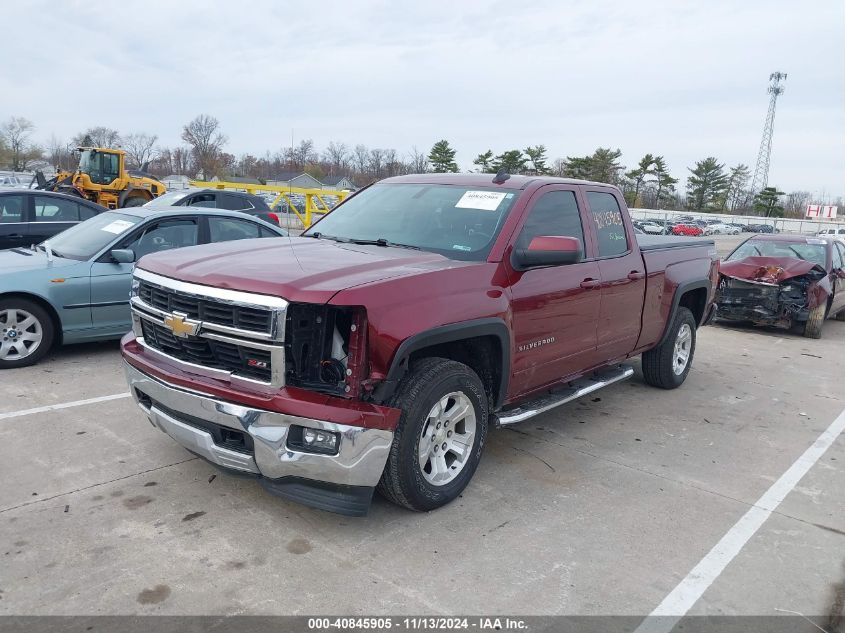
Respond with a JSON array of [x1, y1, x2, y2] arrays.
[[33, 147, 166, 209]]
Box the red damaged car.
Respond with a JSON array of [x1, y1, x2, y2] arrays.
[[671, 223, 704, 236], [716, 235, 845, 338]]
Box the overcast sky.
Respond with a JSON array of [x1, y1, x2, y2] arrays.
[[4, 0, 843, 197]]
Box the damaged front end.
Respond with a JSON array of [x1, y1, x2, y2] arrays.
[[716, 258, 830, 328]]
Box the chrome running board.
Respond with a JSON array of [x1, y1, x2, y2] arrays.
[[496, 365, 635, 426]]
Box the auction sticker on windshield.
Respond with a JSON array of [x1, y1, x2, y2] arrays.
[[100, 219, 135, 234], [455, 190, 508, 211]]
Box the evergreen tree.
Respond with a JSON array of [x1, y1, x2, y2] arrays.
[[651, 156, 678, 210], [624, 153, 656, 207], [524, 145, 550, 175], [428, 140, 458, 173], [562, 148, 623, 184], [491, 150, 528, 174], [686, 157, 729, 210], [473, 150, 494, 173], [753, 186, 785, 217]]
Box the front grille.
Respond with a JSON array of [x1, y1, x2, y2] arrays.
[[138, 280, 272, 334], [140, 319, 272, 382]]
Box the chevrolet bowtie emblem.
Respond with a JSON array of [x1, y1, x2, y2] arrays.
[[163, 313, 199, 338]]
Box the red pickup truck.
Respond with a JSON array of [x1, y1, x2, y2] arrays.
[[121, 174, 719, 516]]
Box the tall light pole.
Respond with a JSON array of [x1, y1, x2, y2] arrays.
[[748, 72, 787, 206]]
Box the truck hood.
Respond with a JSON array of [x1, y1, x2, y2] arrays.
[[137, 237, 475, 304], [0, 248, 84, 274], [720, 256, 827, 284]]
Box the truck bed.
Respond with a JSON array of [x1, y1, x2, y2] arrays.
[[636, 235, 715, 251]]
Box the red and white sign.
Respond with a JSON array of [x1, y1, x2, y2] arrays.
[[807, 204, 838, 218]]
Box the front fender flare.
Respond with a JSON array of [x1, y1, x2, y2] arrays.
[[372, 318, 511, 408]]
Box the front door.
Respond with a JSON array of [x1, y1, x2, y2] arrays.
[[507, 186, 601, 397], [584, 189, 647, 360], [89, 217, 199, 333]]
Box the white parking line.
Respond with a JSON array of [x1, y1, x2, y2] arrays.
[[0, 393, 131, 420], [634, 407, 845, 633]]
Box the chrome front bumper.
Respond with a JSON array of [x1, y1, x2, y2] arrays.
[[124, 362, 393, 513]]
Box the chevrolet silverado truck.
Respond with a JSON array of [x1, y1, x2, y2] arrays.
[[121, 174, 719, 516]]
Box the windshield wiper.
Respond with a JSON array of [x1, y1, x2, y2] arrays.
[[305, 232, 350, 243], [347, 238, 421, 250]]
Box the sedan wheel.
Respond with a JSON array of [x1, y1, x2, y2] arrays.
[[0, 300, 54, 368]]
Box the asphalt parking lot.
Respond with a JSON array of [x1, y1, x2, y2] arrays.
[[1, 235, 843, 622]]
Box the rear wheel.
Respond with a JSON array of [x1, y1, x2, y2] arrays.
[[834, 309, 845, 322], [803, 303, 826, 338], [642, 307, 697, 389], [0, 299, 54, 369], [377, 357, 488, 511]]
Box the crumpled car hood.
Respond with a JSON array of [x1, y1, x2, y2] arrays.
[[719, 256, 826, 285]]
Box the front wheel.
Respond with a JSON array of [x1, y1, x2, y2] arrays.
[[377, 357, 488, 511], [803, 303, 826, 338], [641, 306, 697, 389], [0, 299, 54, 368]]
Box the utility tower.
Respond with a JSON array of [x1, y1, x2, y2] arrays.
[[748, 71, 787, 200]]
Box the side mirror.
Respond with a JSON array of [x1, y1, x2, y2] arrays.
[[512, 236, 582, 271], [110, 248, 136, 264]]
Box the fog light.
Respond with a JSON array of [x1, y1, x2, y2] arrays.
[[288, 425, 339, 455]]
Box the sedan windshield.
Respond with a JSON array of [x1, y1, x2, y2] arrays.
[[302, 183, 520, 260], [43, 212, 142, 260], [728, 239, 828, 267], [143, 190, 192, 208]]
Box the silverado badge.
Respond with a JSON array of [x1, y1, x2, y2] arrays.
[[163, 313, 199, 338]]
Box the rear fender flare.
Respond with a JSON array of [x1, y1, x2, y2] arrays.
[[657, 280, 711, 347]]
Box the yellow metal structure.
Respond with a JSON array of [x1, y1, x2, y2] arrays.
[[190, 180, 351, 228], [41, 147, 166, 209]]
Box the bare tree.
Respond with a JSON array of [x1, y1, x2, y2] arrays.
[[181, 115, 227, 178], [323, 141, 349, 175], [284, 139, 317, 171], [46, 134, 75, 171], [353, 144, 370, 175], [784, 191, 811, 218], [72, 126, 122, 148], [1, 117, 38, 171], [123, 132, 159, 168], [407, 146, 429, 174], [368, 148, 385, 177]]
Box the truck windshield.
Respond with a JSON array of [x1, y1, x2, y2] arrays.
[[42, 212, 142, 261], [302, 183, 520, 261]]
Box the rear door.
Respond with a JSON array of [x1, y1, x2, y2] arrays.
[[584, 189, 647, 360], [507, 186, 602, 396], [88, 216, 200, 333], [31, 195, 86, 244], [0, 193, 30, 249]]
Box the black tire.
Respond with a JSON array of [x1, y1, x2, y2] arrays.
[[122, 196, 148, 208], [835, 310, 845, 322], [377, 357, 488, 512], [642, 306, 697, 389], [0, 298, 55, 369], [803, 303, 825, 338]]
